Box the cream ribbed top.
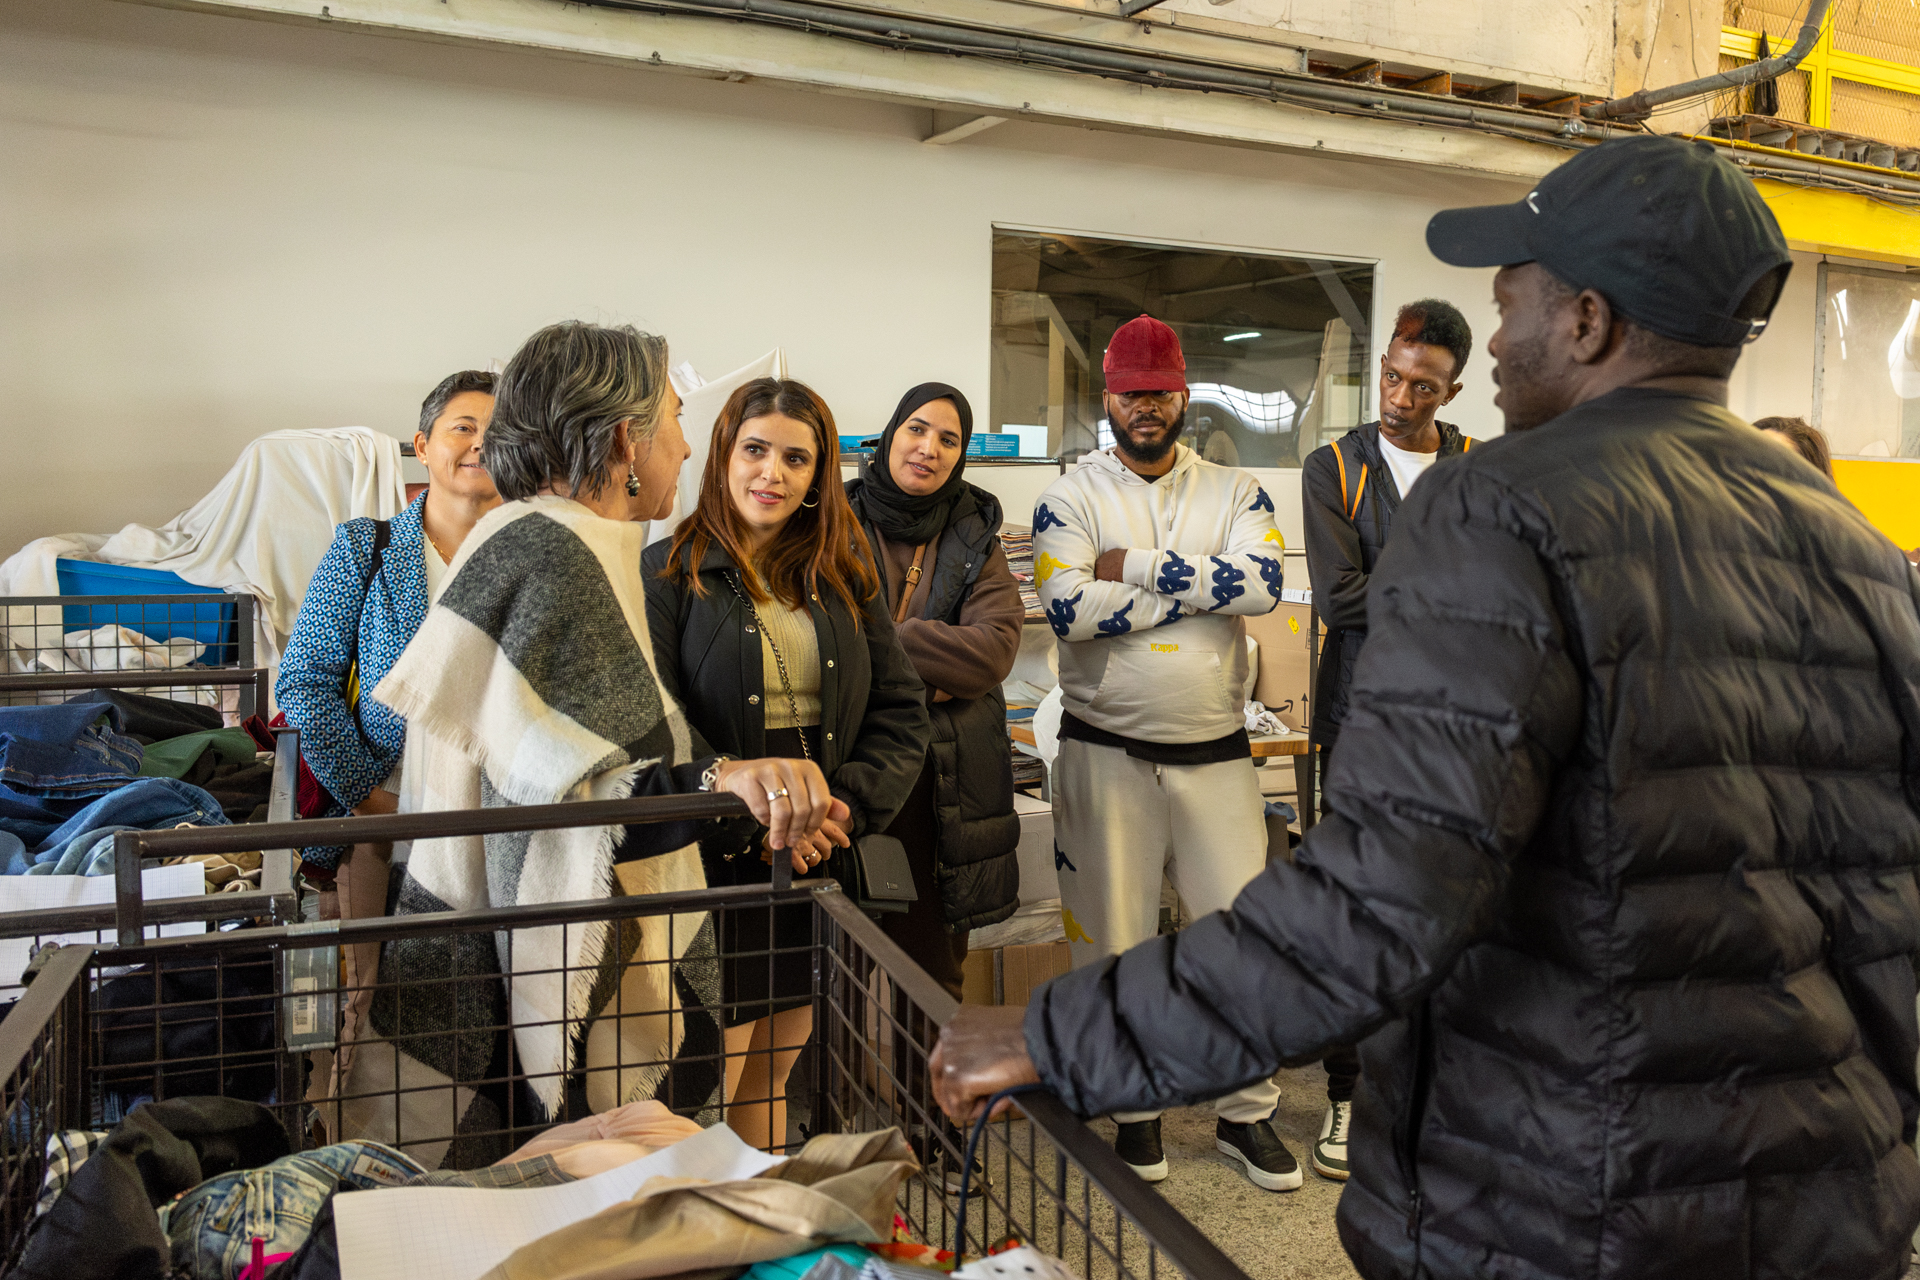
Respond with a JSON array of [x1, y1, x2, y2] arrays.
[[758, 598, 822, 729]]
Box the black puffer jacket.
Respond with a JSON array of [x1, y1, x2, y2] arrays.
[[641, 540, 929, 852], [1302, 420, 1475, 749], [849, 481, 1022, 931], [1028, 387, 1920, 1280]]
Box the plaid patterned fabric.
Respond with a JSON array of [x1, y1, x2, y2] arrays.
[[34, 1130, 108, 1219], [406, 1153, 573, 1188]]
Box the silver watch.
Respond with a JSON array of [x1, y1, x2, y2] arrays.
[[699, 756, 734, 793]]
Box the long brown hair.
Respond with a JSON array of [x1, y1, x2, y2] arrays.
[[664, 377, 879, 620], [1753, 415, 1833, 479]]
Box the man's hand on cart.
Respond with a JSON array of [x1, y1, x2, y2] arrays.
[[713, 757, 847, 854], [932, 1004, 1042, 1124]]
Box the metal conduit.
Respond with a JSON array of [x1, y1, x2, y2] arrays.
[[584, 0, 1629, 142], [581, 0, 1920, 199], [1587, 0, 1832, 119]]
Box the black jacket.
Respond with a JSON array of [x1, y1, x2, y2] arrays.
[[848, 481, 1021, 932], [641, 539, 929, 860], [1302, 420, 1475, 748], [1027, 388, 1920, 1280]]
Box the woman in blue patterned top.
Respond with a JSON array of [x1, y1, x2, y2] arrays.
[[277, 370, 501, 867]]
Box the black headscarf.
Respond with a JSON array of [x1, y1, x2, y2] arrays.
[[854, 382, 974, 544]]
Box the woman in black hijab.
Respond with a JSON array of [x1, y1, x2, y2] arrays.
[[844, 384, 1023, 997]]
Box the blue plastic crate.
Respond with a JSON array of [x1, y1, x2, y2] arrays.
[[53, 560, 238, 664]]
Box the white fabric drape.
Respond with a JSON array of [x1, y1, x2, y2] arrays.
[[0, 426, 405, 677]]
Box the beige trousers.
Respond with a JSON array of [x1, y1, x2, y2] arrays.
[[304, 841, 392, 1140]]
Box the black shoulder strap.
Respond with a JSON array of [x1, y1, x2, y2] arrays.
[[347, 520, 392, 748]]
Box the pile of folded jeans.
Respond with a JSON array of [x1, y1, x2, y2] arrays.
[[0, 695, 248, 875]]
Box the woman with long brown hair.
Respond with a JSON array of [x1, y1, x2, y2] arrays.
[[644, 376, 928, 1150]]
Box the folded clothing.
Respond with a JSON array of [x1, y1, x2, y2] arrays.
[[33, 1129, 109, 1222], [499, 1099, 704, 1163], [165, 1140, 428, 1280], [166, 849, 264, 892], [0, 701, 142, 800], [480, 1128, 920, 1280], [139, 729, 260, 780], [13, 1097, 290, 1280], [4, 777, 231, 874], [96, 950, 277, 1102], [73, 689, 223, 744], [142, 727, 275, 823]]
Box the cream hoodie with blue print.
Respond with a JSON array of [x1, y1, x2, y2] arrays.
[[1034, 444, 1284, 744]]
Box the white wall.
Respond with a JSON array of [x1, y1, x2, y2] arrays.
[[1726, 250, 1822, 425], [2, 0, 1537, 557]]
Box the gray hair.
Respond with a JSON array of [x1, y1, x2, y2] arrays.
[[483, 322, 670, 503], [417, 369, 496, 438]]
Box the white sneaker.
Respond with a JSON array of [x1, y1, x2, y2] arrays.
[[1311, 1100, 1351, 1181]]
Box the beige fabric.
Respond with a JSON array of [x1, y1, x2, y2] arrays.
[[303, 840, 393, 1139], [164, 848, 264, 890], [500, 1099, 703, 1163], [480, 1129, 918, 1280], [758, 600, 821, 731]]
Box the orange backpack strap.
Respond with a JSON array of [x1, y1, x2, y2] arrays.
[[1332, 440, 1369, 522], [1462, 435, 1475, 452]]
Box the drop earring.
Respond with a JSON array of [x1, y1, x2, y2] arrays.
[[800, 489, 820, 508], [625, 466, 642, 498]]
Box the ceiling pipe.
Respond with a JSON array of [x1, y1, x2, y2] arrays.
[[585, 0, 1629, 143], [1585, 0, 1831, 119], [576, 0, 1920, 199]]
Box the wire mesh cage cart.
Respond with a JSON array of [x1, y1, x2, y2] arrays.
[[0, 727, 301, 1017], [0, 797, 1252, 1280], [0, 591, 268, 717]]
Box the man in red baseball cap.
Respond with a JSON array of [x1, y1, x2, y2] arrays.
[[1026, 314, 1297, 1191]]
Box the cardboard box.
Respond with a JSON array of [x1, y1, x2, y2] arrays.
[[1244, 602, 1315, 732], [1013, 792, 1058, 903], [996, 941, 1073, 1006], [961, 940, 1074, 1005], [961, 948, 995, 1006]]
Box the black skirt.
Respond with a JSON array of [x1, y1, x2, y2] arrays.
[[707, 726, 817, 1028]]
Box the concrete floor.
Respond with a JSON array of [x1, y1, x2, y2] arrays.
[[1117, 1062, 1359, 1280]]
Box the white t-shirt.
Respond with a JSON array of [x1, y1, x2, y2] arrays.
[[1378, 433, 1440, 499]]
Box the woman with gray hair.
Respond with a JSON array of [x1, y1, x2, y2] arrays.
[[333, 322, 846, 1161]]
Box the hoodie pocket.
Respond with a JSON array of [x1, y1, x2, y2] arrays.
[[1085, 644, 1231, 738]]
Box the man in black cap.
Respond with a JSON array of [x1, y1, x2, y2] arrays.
[[931, 135, 1920, 1279]]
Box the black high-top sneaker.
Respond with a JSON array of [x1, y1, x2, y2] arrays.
[[1113, 1117, 1169, 1182]]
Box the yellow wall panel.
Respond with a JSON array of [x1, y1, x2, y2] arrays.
[[1753, 176, 1920, 264], [1832, 458, 1920, 550]]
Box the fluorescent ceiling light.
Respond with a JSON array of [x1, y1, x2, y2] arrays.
[[1223, 331, 1261, 342]]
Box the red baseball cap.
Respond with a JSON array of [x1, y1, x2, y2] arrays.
[[1103, 315, 1187, 395]]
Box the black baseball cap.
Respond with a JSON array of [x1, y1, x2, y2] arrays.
[[1427, 135, 1792, 347]]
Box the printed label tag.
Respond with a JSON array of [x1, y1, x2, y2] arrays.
[[281, 927, 339, 1052]]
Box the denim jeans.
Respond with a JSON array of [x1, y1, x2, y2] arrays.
[[0, 702, 142, 799], [2, 777, 231, 873], [165, 1140, 429, 1280]]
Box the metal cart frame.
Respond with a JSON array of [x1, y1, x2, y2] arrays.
[[0, 592, 270, 719], [0, 797, 1254, 1280]]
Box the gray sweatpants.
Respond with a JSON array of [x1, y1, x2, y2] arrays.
[[1052, 737, 1282, 1125]]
